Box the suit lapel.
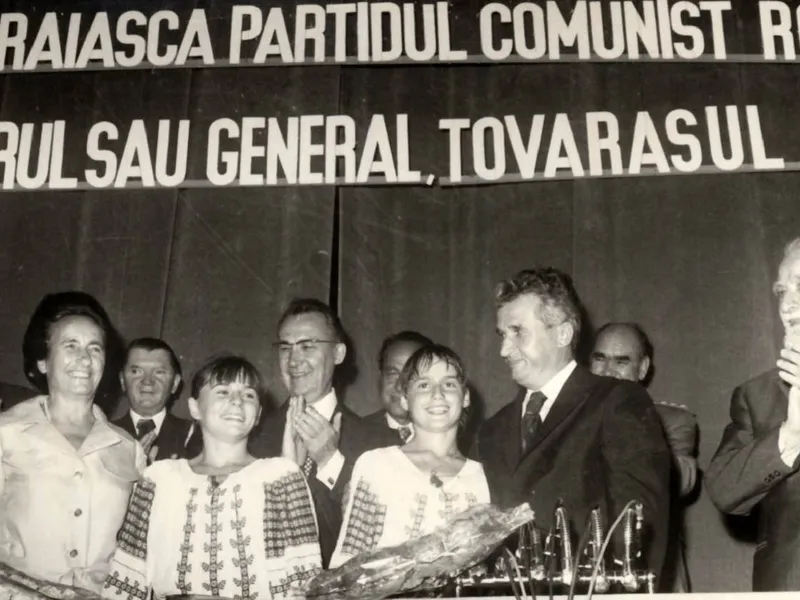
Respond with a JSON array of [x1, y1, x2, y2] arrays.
[[494, 388, 525, 469], [117, 413, 136, 438], [517, 366, 596, 466]]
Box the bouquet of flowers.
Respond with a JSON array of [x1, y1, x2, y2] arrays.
[[306, 503, 534, 600]]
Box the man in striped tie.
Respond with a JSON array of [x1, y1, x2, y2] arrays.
[[248, 298, 376, 567]]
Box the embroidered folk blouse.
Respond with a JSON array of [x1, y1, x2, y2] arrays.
[[0, 396, 145, 593], [102, 458, 322, 600], [329, 446, 491, 568]]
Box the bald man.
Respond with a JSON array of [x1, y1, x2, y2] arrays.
[[590, 322, 697, 593]]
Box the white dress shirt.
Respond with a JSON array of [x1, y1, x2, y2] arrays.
[[521, 360, 578, 421], [129, 408, 167, 437], [306, 389, 345, 490], [385, 411, 415, 441]]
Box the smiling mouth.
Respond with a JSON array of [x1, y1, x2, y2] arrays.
[[427, 406, 450, 415], [222, 414, 245, 422]]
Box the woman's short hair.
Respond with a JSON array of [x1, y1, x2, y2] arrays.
[[190, 356, 267, 406], [396, 343, 467, 396], [22, 291, 124, 411]]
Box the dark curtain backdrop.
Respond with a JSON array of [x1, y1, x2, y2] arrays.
[[1, 0, 799, 592]]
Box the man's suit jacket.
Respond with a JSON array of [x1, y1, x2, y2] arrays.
[[474, 366, 672, 579], [247, 400, 377, 568], [360, 409, 409, 448], [114, 412, 201, 460], [706, 369, 800, 591]]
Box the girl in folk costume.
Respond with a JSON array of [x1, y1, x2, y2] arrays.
[[102, 356, 321, 600], [329, 344, 490, 568]]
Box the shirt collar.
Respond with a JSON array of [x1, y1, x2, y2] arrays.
[[129, 408, 167, 436], [384, 411, 412, 431], [310, 389, 338, 421], [522, 360, 577, 420], [9, 395, 130, 457]]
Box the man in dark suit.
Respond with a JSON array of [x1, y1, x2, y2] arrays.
[[473, 267, 672, 580], [590, 322, 698, 592], [707, 237, 800, 591], [115, 338, 201, 463], [361, 330, 433, 447], [248, 298, 375, 568]]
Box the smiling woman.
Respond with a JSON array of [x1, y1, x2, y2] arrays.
[[0, 291, 144, 592]]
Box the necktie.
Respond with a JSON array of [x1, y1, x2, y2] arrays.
[[398, 426, 412, 443], [303, 455, 316, 479], [136, 418, 156, 440], [521, 391, 547, 455]]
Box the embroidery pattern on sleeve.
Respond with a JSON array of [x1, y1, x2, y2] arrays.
[[117, 478, 156, 559], [105, 572, 149, 600], [405, 493, 428, 539], [229, 483, 257, 600], [263, 471, 318, 558], [268, 565, 314, 598], [201, 480, 227, 595], [175, 487, 198, 594], [340, 479, 387, 556]]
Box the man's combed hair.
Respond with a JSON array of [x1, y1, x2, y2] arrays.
[[126, 337, 182, 378], [495, 267, 582, 348], [784, 237, 800, 258], [277, 298, 346, 343], [377, 330, 434, 372], [397, 343, 467, 396]]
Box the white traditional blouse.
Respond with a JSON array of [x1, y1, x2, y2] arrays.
[[329, 446, 491, 568], [102, 458, 321, 600]]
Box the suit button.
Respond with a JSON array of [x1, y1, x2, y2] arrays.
[[74, 508, 82, 517], [69, 549, 78, 558]]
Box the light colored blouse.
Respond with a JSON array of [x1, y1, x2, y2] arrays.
[[329, 445, 491, 568], [102, 458, 322, 600], [0, 396, 145, 592]]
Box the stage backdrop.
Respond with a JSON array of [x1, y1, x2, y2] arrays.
[[2, 0, 800, 592]]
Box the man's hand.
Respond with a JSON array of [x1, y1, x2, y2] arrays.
[[778, 343, 800, 433], [294, 407, 342, 469], [282, 397, 308, 466]]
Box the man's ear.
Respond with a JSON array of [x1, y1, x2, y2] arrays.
[[556, 321, 575, 349], [171, 374, 182, 395], [638, 357, 651, 382], [37, 360, 47, 375], [334, 342, 347, 366], [119, 372, 126, 393], [400, 394, 409, 412]]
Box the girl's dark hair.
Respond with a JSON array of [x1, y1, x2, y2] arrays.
[[397, 343, 467, 396], [22, 291, 124, 415], [190, 355, 267, 405]]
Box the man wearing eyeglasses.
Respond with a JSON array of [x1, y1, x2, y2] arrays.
[[473, 267, 671, 581], [249, 297, 375, 567]]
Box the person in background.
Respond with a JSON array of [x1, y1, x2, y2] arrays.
[[361, 330, 433, 446], [0, 291, 144, 592], [474, 268, 672, 579], [707, 237, 800, 591], [248, 298, 376, 567], [103, 355, 320, 600], [114, 337, 202, 463], [590, 322, 698, 592], [330, 344, 489, 568]]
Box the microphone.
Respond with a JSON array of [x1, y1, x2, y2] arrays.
[[589, 506, 609, 593], [555, 504, 573, 586]]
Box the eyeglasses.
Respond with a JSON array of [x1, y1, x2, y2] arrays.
[[273, 339, 338, 354]]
